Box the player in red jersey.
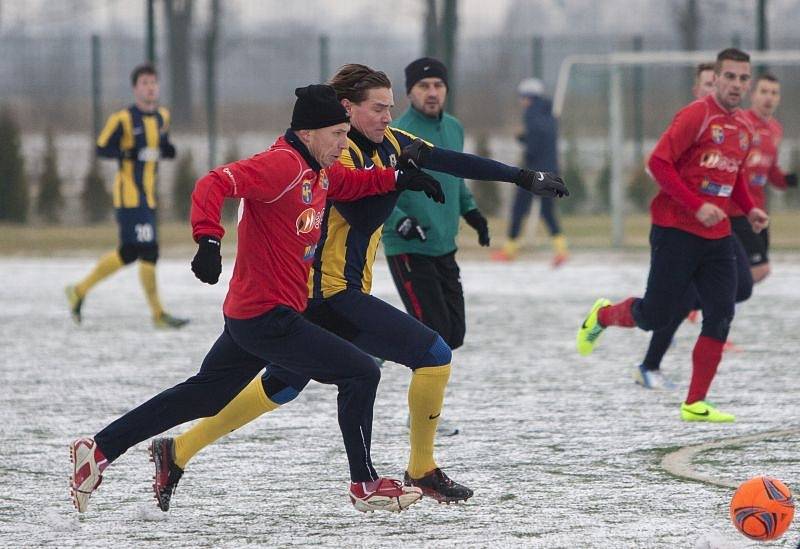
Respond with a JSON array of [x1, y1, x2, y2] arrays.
[[632, 62, 757, 390], [68, 84, 446, 514], [576, 49, 769, 422], [731, 73, 797, 283]]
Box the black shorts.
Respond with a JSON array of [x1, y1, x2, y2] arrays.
[[731, 215, 769, 266]]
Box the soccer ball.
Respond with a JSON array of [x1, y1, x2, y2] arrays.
[[729, 476, 795, 541]]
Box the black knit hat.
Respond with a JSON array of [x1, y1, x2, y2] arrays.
[[290, 84, 350, 130], [405, 57, 448, 93]]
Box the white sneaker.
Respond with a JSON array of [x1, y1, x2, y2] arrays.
[[633, 364, 677, 391], [349, 478, 423, 513], [406, 414, 460, 436], [69, 437, 106, 513]]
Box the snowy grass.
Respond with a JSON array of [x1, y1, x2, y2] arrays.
[[1, 253, 798, 547]]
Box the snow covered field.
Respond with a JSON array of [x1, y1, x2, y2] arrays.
[[1, 253, 798, 548]]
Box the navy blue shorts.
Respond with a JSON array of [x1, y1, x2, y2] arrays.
[[634, 225, 737, 342], [116, 207, 157, 246]]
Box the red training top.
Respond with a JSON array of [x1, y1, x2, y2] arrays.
[[648, 94, 755, 239], [191, 135, 397, 319], [728, 109, 787, 216]]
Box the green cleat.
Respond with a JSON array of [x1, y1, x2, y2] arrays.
[[576, 298, 611, 356], [154, 313, 190, 329], [65, 285, 83, 324], [680, 400, 735, 423]]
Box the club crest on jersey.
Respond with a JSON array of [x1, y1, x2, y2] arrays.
[[389, 153, 397, 168], [739, 130, 749, 151], [301, 179, 313, 204], [700, 178, 733, 197], [296, 207, 316, 235], [318, 171, 329, 190], [711, 125, 725, 144]]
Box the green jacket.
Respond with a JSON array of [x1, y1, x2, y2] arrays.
[[383, 106, 477, 257]]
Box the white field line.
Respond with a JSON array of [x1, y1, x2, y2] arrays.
[[661, 427, 800, 489]]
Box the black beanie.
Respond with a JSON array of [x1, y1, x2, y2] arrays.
[[404, 57, 448, 93], [290, 84, 350, 130]]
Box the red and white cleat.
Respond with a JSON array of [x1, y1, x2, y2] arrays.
[[69, 437, 107, 513], [349, 477, 422, 513]]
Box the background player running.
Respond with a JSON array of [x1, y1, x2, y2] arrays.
[[66, 63, 188, 328], [576, 49, 769, 423], [631, 61, 755, 390]]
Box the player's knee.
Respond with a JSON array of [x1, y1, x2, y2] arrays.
[[413, 335, 452, 368], [701, 316, 732, 342], [138, 244, 159, 263], [118, 244, 139, 265], [261, 371, 306, 405]]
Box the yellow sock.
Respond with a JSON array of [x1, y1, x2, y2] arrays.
[[502, 238, 521, 257], [75, 250, 124, 297], [552, 234, 568, 256], [173, 376, 279, 469], [139, 261, 165, 319], [406, 364, 451, 478]]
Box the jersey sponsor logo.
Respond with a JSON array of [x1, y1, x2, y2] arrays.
[[746, 151, 773, 169], [739, 130, 749, 151], [295, 207, 325, 235], [749, 173, 768, 187], [301, 179, 313, 204], [699, 150, 740, 173], [296, 207, 316, 234], [700, 178, 733, 197], [752, 132, 762, 146], [302, 243, 317, 261], [389, 153, 397, 167], [711, 124, 725, 144], [318, 171, 329, 189]]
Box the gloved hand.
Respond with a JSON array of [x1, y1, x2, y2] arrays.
[[515, 169, 569, 198], [160, 142, 177, 159], [396, 216, 427, 241], [191, 236, 222, 284], [397, 138, 433, 170], [396, 167, 445, 204], [785, 173, 798, 188], [463, 209, 490, 246]]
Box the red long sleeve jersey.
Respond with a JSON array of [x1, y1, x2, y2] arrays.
[[191, 135, 397, 319], [728, 109, 786, 216], [648, 94, 755, 239]]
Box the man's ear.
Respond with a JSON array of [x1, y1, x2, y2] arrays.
[[296, 129, 312, 145], [341, 98, 352, 114]]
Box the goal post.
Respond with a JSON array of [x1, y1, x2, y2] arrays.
[[553, 49, 800, 248]]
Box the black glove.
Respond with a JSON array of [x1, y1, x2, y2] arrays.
[[191, 236, 222, 284], [785, 173, 798, 188], [515, 169, 569, 198], [463, 209, 490, 246], [396, 216, 427, 241], [160, 142, 176, 159], [398, 138, 433, 170], [396, 167, 445, 204]]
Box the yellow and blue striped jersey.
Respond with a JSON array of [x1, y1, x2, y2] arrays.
[[308, 127, 422, 299], [96, 105, 174, 210]]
